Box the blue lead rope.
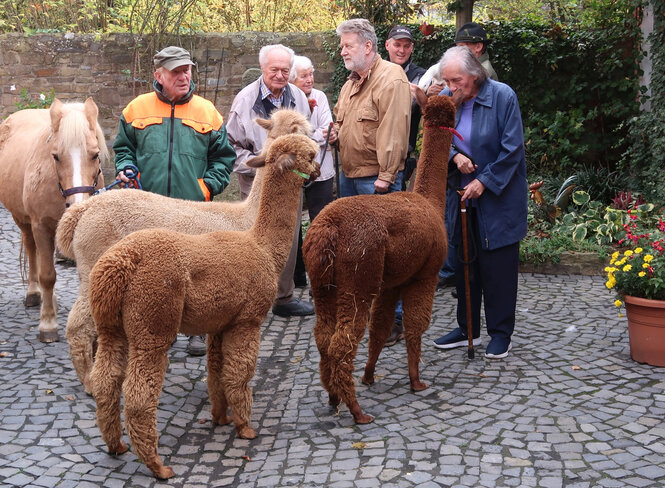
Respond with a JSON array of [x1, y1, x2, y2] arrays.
[[92, 164, 142, 195]]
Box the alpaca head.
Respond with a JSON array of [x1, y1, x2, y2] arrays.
[[246, 134, 320, 184], [255, 108, 313, 145], [423, 95, 457, 129]]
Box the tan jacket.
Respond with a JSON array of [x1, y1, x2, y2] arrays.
[[333, 55, 411, 183]]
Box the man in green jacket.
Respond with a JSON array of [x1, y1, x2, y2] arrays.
[[113, 46, 236, 356]]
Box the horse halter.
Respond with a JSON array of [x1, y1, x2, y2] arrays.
[[58, 167, 102, 198]]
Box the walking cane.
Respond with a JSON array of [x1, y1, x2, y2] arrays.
[[333, 133, 341, 199], [457, 191, 475, 359]]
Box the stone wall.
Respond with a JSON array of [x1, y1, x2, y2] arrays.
[[0, 32, 337, 186]]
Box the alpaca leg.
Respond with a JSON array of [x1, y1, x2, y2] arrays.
[[221, 322, 261, 439], [90, 329, 129, 456], [329, 290, 375, 424], [311, 286, 339, 407], [362, 287, 400, 386], [123, 345, 173, 479], [401, 280, 438, 392], [207, 332, 231, 426], [66, 294, 96, 395]]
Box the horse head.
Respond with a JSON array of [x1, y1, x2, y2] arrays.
[[49, 97, 109, 207]]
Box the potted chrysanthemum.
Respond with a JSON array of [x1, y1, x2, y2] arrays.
[[605, 209, 665, 366]]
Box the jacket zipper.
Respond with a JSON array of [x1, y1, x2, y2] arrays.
[[167, 103, 175, 197]]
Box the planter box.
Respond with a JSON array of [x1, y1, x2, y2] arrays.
[[519, 251, 607, 276]]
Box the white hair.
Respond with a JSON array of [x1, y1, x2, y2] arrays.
[[258, 44, 295, 68], [289, 55, 314, 82]]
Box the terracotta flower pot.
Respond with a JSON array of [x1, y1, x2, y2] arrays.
[[624, 295, 665, 367]]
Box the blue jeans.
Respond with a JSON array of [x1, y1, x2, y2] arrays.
[[339, 171, 403, 197]]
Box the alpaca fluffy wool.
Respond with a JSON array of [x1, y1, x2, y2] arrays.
[[87, 133, 319, 480], [303, 95, 457, 424]]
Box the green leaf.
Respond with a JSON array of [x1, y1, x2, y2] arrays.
[[572, 191, 591, 206], [572, 224, 588, 242]]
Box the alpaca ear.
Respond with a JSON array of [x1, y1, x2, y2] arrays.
[[245, 154, 267, 168], [255, 117, 273, 131], [451, 89, 465, 108], [274, 153, 297, 171]]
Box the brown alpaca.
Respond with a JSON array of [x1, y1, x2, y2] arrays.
[[55, 108, 311, 395], [87, 134, 319, 479], [302, 95, 457, 424]]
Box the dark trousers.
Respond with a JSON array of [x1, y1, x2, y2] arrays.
[[454, 208, 519, 341], [304, 178, 334, 222]]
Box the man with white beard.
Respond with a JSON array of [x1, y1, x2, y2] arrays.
[[324, 18, 411, 197]]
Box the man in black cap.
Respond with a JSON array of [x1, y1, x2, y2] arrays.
[[454, 22, 498, 80], [384, 25, 426, 347], [113, 46, 236, 357]]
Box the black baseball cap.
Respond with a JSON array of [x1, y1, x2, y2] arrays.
[[387, 25, 414, 42], [455, 22, 491, 44]]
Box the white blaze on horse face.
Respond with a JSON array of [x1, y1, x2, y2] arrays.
[[69, 146, 85, 203]]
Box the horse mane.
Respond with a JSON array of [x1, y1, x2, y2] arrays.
[[55, 102, 110, 165]]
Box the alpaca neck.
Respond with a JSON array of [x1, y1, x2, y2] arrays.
[[413, 127, 453, 216], [242, 166, 265, 218], [250, 167, 304, 268]]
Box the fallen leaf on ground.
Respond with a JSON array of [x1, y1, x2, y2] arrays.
[[351, 442, 366, 450], [572, 365, 581, 370], [0, 352, 8, 357], [64, 395, 75, 401]]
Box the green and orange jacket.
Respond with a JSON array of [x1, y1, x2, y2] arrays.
[[113, 81, 236, 201]]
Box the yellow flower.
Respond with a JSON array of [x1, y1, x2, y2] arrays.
[[606, 278, 616, 289], [612, 251, 620, 261], [622, 264, 632, 272], [614, 299, 622, 307], [643, 263, 650, 269], [644, 254, 654, 263], [624, 250, 633, 257], [635, 247, 643, 254], [616, 258, 626, 266], [639, 271, 646, 277]]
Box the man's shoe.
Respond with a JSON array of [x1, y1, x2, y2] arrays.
[[187, 335, 206, 356], [272, 298, 315, 317], [385, 321, 404, 347], [437, 274, 456, 289], [485, 338, 512, 359], [433, 328, 481, 350]]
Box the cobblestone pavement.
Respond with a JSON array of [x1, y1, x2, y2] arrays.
[[1, 202, 664, 488]]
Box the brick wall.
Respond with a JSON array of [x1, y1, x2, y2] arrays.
[[0, 32, 337, 195]]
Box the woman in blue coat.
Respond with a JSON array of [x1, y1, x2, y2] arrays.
[[431, 46, 527, 359]]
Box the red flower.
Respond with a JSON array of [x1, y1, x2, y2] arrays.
[[308, 98, 317, 113]]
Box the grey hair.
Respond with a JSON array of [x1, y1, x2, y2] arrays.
[[336, 19, 378, 54], [289, 55, 314, 82], [258, 44, 295, 68], [439, 46, 488, 87]]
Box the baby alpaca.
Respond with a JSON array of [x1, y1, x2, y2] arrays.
[[303, 95, 457, 424], [88, 134, 319, 479], [56, 108, 311, 394]]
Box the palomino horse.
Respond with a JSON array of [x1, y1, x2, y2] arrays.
[[0, 98, 108, 342]]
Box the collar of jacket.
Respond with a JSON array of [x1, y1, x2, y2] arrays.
[[251, 81, 298, 118], [153, 80, 195, 105]]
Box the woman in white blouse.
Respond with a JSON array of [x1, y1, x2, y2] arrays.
[[290, 55, 335, 221]]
